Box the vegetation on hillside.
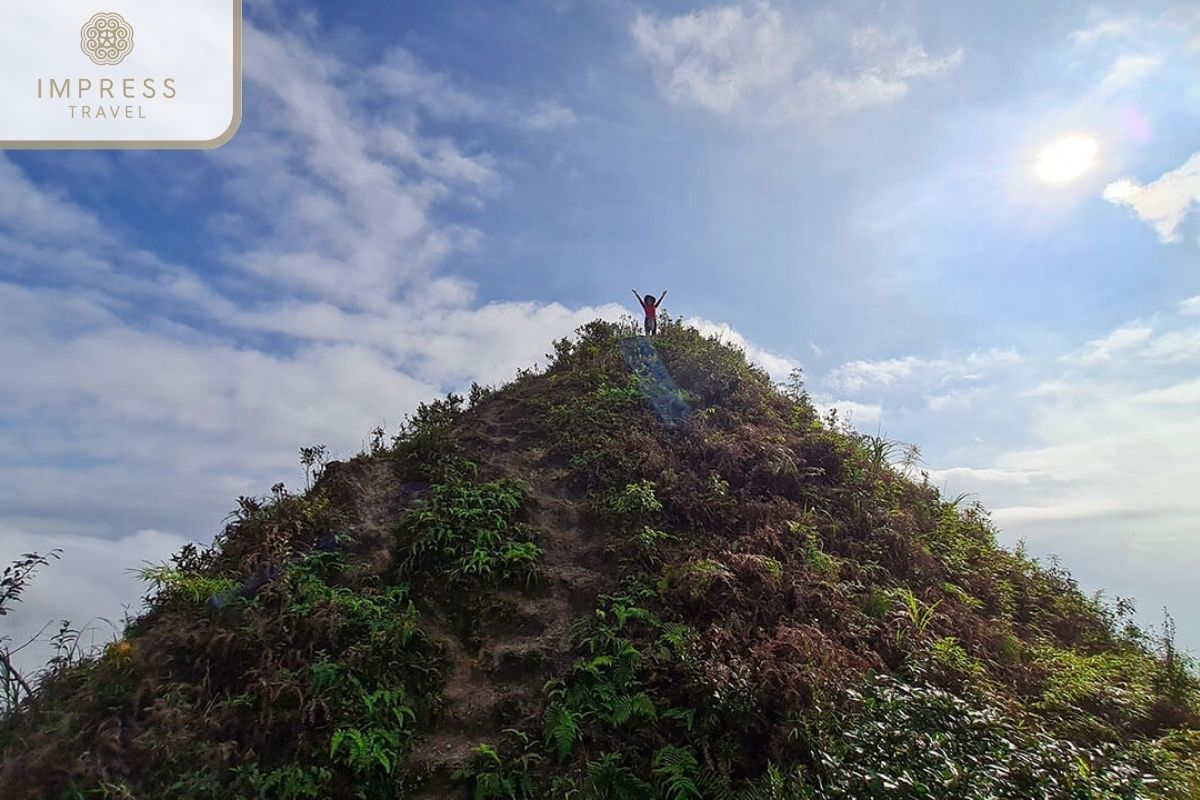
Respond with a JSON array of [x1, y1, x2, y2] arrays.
[[1, 318, 1196, 799]]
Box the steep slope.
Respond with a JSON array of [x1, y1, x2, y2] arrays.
[[1, 319, 1197, 799]]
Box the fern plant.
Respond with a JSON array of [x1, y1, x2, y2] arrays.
[[652, 745, 702, 800], [402, 478, 541, 590], [451, 730, 543, 799], [328, 686, 416, 777], [583, 752, 652, 799]]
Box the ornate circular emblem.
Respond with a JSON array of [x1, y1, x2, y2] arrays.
[[80, 12, 134, 66]]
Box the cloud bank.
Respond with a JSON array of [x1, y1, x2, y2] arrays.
[[631, 1, 962, 122]]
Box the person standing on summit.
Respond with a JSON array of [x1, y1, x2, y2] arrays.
[[632, 289, 667, 336]]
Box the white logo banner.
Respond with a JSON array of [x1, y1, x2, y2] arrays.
[[0, 0, 242, 149]]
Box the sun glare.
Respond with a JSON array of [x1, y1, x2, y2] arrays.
[[1034, 134, 1099, 184]]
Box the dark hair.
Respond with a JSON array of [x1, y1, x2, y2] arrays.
[[643, 294, 656, 304]]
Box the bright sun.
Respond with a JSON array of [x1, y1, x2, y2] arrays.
[[1034, 134, 1099, 183]]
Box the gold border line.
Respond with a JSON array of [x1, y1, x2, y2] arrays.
[[0, 0, 243, 150]]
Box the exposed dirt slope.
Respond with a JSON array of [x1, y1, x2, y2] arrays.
[[405, 393, 619, 785]]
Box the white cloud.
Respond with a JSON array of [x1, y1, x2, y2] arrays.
[[1177, 295, 1200, 315], [965, 348, 1022, 368], [684, 316, 799, 382], [1069, 19, 1139, 48], [825, 348, 1019, 394], [848, 25, 964, 83], [1052, 318, 1200, 368], [631, 2, 961, 121], [987, 369, 1200, 522], [813, 398, 882, 426], [1097, 53, 1163, 95], [1068, 10, 1200, 51], [368, 47, 490, 120], [368, 48, 578, 134], [217, 26, 502, 308], [826, 355, 932, 392], [0, 159, 113, 244], [1104, 152, 1200, 243], [926, 387, 984, 412], [990, 501, 1145, 525], [924, 466, 1044, 486], [1076, 324, 1154, 365], [1142, 328, 1200, 363], [928, 299, 1200, 648], [631, 3, 802, 114], [1, 526, 191, 677], [519, 99, 579, 130]]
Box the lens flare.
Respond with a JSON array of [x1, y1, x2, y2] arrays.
[[1034, 134, 1099, 183]]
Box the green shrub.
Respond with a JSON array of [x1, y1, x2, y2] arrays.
[[862, 589, 890, 620], [401, 478, 541, 591], [237, 762, 332, 799], [799, 677, 1157, 799], [452, 731, 543, 799], [1032, 644, 1159, 733], [136, 563, 237, 603], [658, 559, 730, 601], [928, 636, 985, 683], [609, 480, 663, 519]]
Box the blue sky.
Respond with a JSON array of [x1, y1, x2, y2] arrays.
[[2, 0, 1199, 666]]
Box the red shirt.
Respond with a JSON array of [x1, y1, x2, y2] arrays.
[[642, 299, 657, 317]]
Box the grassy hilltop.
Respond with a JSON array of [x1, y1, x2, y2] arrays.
[[1, 319, 1197, 798]]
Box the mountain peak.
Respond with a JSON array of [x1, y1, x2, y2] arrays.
[[2, 319, 1197, 799]]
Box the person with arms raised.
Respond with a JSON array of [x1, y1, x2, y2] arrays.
[[632, 289, 667, 336]]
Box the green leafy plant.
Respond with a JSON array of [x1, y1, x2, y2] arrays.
[[796, 676, 1158, 799], [706, 472, 730, 497], [583, 752, 652, 799], [402, 478, 541, 590], [928, 636, 985, 683], [609, 480, 663, 519], [238, 762, 332, 800], [891, 587, 941, 644], [329, 687, 417, 776], [136, 563, 238, 603], [652, 744, 702, 800], [544, 590, 666, 761], [452, 730, 542, 799], [788, 521, 836, 576]]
